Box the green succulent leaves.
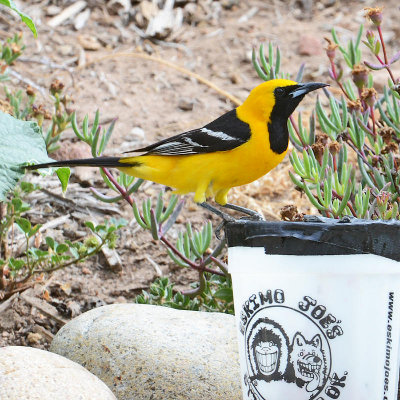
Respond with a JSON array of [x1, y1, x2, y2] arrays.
[[0, 1, 37, 37]]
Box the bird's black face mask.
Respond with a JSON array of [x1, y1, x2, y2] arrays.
[[268, 82, 328, 154]]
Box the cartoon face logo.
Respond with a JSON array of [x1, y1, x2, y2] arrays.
[[247, 318, 289, 382], [289, 333, 327, 392], [255, 341, 279, 375]]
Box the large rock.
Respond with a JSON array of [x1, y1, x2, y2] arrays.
[[0, 346, 116, 400], [50, 304, 241, 400]]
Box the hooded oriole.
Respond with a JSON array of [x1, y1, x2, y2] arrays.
[[26, 79, 327, 216]]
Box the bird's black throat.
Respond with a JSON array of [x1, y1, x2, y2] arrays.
[[268, 89, 304, 154], [267, 115, 290, 155]]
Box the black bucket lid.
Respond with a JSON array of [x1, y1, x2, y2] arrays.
[[225, 216, 400, 262]]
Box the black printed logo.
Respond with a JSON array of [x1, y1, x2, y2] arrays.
[[240, 290, 347, 400]]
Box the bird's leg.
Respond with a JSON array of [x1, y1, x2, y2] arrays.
[[199, 202, 237, 240], [222, 203, 265, 221], [199, 202, 236, 223]]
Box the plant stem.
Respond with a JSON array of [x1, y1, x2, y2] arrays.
[[101, 167, 133, 205], [370, 106, 376, 136], [210, 256, 229, 276], [331, 190, 357, 217], [161, 236, 224, 276], [377, 26, 388, 65], [330, 60, 352, 101], [25, 235, 31, 272], [343, 135, 374, 170], [33, 239, 107, 275], [289, 115, 305, 146], [376, 26, 396, 84], [181, 270, 206, 297]]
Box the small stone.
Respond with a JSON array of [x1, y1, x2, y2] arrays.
[[0, 346, 116, 399], [230, 72, 241, 84], [220, 0, 239, 9], [298, 35, 323, 56], [78, 34, 101, 51], [178, 97, 194, 111], [74, 8, 91, 30], [139, 1, 158, 23], [50, 304, 241, 400], [107, 0, 131, 15], [27, 332, 42, 345], [58, 44, 75, 57], [46, 5, 61, 16], [130, 126, 145, 140]]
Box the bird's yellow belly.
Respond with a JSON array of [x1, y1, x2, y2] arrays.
[[118, 138, 287, 204]]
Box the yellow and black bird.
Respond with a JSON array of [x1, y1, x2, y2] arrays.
[[26, 79, 327, 218]]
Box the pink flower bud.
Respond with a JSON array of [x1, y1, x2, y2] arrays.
[[352, 64, 369, 89], [364, 7, 384, 26]]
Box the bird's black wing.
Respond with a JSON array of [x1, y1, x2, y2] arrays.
[[125, 109, 251, 156]]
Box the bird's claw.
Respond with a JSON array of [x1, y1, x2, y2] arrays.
[[238, 212, 264, 221], [215, 216, 236, 240]]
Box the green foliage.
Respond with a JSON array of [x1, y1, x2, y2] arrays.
[[0, 33, 25, 73], [135, 275, 234, 314], [0, 111, 53, 201], [253, 7, 400, 220], [331, 25, 363, 68], [0, 0, 37, 37]]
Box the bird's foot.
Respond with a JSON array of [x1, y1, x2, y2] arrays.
[[199, 202, 237, 240], [198, 202, 236, 223], [222, 203, 265, 221], [198, 202, 264, 239]]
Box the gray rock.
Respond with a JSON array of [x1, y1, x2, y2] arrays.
[[0, 346, 116, 400], [178, 97, 194, 111], [50, 304, 241, 400]]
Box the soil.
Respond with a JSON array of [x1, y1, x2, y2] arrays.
[[0, 0, 399, 352]]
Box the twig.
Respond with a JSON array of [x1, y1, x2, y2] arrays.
[[2, 283, 34, 301], [47, 1, 87, 28], [0, 292, 18, 313], [145, 254, 162, 277], [20, 290, 67, 325]]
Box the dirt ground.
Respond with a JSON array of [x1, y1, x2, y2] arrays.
[[0, 0, 399, 350]]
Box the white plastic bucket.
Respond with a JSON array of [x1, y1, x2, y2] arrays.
[[228, 221, 400, 400]]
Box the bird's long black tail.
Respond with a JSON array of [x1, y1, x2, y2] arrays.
[[25, 157, 141, 170]]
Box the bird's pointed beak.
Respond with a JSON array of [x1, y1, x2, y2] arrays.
[[290, 82, 329, 98]]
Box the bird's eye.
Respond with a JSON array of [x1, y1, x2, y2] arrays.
[[275, 87, 285, 96]]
